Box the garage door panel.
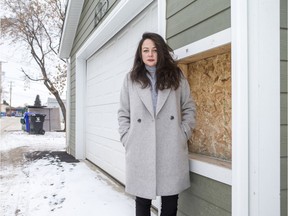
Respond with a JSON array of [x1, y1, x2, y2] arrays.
[[86, 114, 119, 133], [86, 3, 157, 183], [86, 143, 125, 182], [86, 153, 125, 183], [86, 103, 119, 113], [87, 60, 133, 94], [86, 143, 125, 176], [86, 112, 118, 131], [86, 134, 124, 153], [87, 75, 124, 97], [87, 96, 119, 108]]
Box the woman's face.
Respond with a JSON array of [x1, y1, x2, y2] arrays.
[[141, 39, 158, 67]]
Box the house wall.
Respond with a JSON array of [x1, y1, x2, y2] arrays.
[[67, 0, 119, 156], [167, 0, 287, 215], [166, 1, 232, 215], [178, 173, 231, 216], [65, 0, 286, 214], [280, 0, 287, 215]]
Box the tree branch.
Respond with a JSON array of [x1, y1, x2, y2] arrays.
[[21, 68, 46, 82]]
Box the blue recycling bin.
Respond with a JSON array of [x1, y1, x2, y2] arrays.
[[23, 112, 34, 132]]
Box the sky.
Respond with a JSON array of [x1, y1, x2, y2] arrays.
[[0, 5, 66, 108], [0, 46, 53, 107]]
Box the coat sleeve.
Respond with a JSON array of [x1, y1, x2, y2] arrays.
[[180, 77, 196, 140], [118, 74, 131, 144]]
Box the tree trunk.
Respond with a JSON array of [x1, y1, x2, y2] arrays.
[[44, 79, 66, 131]]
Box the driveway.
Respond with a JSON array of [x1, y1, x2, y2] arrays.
[[0, 117, 22, 134]]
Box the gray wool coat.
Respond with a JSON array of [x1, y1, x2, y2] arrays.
[[118, 73, 196, 199]]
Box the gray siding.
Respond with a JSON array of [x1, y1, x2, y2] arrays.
[[178, 173, 231, 216], [280, 0, 287, 215], [167, 1, 232, 215], [166, 0, 230, 50], [167, 0, 287, 215], [67, 0, 118, 156]]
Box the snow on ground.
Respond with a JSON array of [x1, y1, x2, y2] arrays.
[[0, 126, 157, 216]]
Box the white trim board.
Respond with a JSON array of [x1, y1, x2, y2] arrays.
[[231, 0, 280, 215], [174, 28, 231, 61], [66, 58, 71, 152], [174, 28, 232, 185], [157, 0, 166, 38], [59, 0, 85, 58], [231, 0, 249, 215], [189, 154, 232, 185]]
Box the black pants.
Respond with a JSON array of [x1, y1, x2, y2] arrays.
[[135, 195, 179, 216]]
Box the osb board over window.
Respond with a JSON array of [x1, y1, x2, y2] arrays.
[[180, 51, 231, 161]]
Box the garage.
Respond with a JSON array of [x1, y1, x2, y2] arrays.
[[85, 3, 157, 184]]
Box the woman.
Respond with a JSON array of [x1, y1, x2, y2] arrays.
[[118, 32, 196, 216]]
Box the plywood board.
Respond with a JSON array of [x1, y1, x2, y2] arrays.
[[185, 52, 232, 161]]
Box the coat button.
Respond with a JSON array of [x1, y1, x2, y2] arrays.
[[137, 119, 141, 123], [170, 116, 174, 120]]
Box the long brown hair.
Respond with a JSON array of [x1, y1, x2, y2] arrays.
[[130, 32, 181, 90]]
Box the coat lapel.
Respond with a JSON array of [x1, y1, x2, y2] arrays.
[[135, 83, 171, 117], [135, 84, 154, 117], [156, 88, 171, 116]]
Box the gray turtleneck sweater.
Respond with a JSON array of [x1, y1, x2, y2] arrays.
[[145, 65, 158, 114]]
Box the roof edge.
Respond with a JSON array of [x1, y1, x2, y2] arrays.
[[58, 0, 85, 59]]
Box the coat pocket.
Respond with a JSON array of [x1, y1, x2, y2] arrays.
[[121, 131, 130, 147], [180, 125, 188, 142], [177, 125, 188, 151], [181, 123, 192, 140]]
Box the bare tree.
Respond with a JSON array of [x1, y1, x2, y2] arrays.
[[1, 0, 67, 131]]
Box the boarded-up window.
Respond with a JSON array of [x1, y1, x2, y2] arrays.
[[180, 51, 232, 161]]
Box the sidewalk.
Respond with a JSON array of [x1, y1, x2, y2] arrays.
[[0, 118, 157, 216]]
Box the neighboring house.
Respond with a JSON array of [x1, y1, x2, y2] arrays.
[[0, 104, 9, 116], [46, 97, 66, 123], [59, 1, 287, 216], [46, 97, 66, 108], [27, 106, 61, 132], [5, 106, 25, 117]]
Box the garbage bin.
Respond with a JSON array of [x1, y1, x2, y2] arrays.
[[29, 114, 46, 135], [20, 117, 26, 131]]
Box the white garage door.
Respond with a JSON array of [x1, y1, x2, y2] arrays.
[[85, 3, 157, 184]]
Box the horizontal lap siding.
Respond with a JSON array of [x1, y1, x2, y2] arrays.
[[178, 173, 231, 216], [71, 0, 118, 55], [166, 0, 230, 50], [280, 0, 287, 215], [166, 1, 232, 215]]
